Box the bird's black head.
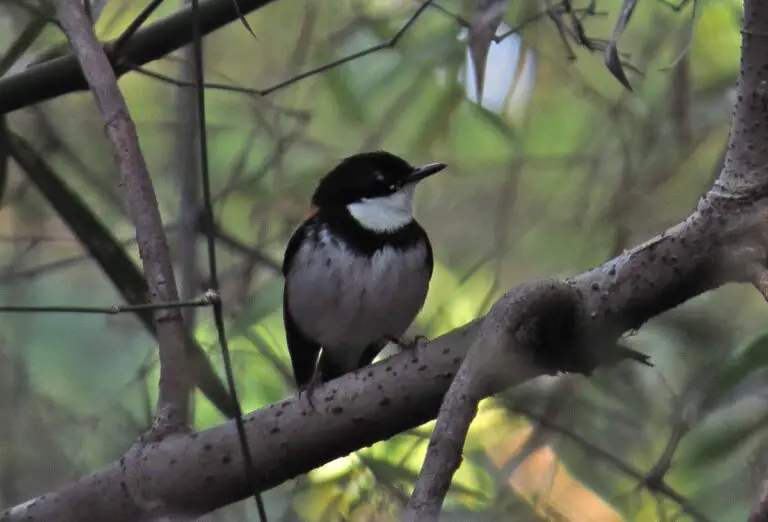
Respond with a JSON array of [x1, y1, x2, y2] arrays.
[[311, 151, 446, 208]]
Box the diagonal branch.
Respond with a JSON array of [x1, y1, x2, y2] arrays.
[[405, 0, 768, 515], [0, 0, 277, 114], [53, 0, 191, 430], [0, 0, 431, 114], [7, 0, 768, 519], [6, 132, 237, 418], [6, 178, 765, 521]]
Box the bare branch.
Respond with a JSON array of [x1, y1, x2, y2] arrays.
[[174, 22, 199, 333], [187, 0, 265, 515], [3, 0, 768, 519], [4, 182, 750, 520], [749, 479, 768, 522], [53, 0, 191, 430], [0, 293, 217, 314], [404, 0, 768, 515], [112, 0, 166, 57], [0, 0, 278, 114], [5, 142, 768, 518], [0, 0, 433, 114], [403, 319, 535, 522]]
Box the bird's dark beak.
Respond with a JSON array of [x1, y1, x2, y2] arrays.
[[408, 162, 447, 183]]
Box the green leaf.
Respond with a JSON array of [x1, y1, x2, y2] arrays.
[[604, 0, 639, 91], [697, 332, 768, 415]]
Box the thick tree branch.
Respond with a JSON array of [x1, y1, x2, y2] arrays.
[[54, 0, 191, 429], [5, 0, 768, 519], [727, 2, 768, 520], [0, 0, 276, 114], [403, 325, 535, 522], [5, 185, 763, 521], [406, 0, 768, 514]]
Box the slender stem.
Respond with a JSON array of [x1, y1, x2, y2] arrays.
[[0, 295, 217, 314], [189, 0, 267, 518], [53, 0, 191, 428]]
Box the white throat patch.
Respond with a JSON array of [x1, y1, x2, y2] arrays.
[[347, 185, 415, 232]]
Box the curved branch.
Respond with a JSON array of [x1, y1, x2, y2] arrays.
[[0, 0, 432, 114], [404, 0, 768, 514], [5, 183, 765, 521], [0, 0, 277, 114]]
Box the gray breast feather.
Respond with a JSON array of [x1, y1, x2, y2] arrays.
[[286, 228, 430, 373]]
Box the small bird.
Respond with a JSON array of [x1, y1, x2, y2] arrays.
[[282, 151, 446, 399]]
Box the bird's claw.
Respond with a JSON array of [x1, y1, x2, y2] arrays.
[[406, 334, 429, 351], [299, 372, 324, 411], [385, 334, 430, 352]]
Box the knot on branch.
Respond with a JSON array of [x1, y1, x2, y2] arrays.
[[491, 279, 651, 377]]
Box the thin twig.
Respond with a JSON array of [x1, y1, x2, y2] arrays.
[[189, 0, 266, 517], [112, 0, 166, 57], [129, 63, 266, 96], [127, 62, 313, 123], [54, 0, 191, 429], [428, 2, 469, 26], [257, 0, 433, 96], [641, 415, 690, 492], [0, 17, 48, 77], [202, 219, 281, 274], [0, 293, 217, 314], [174, 0, 200, 349], [515, 406, 711, 522], [0, 0, 436, 113]]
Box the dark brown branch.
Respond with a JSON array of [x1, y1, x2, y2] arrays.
[[404, 0, 768, 513], [5, 183, 759, 521], [0, 294, 216, 314], [402, 325, 534, 522], [0, 0, 431, 114], [0, 0, 278, 114], [728, 4, 768, 521], [53, 0, 191, 429], [6, 0, 768, 519]]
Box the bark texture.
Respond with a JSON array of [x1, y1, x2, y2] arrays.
[[4, 0, 768, 520]]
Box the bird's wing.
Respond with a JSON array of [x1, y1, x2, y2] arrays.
[[282, 218, 310, 276], [282, 291, 321, 388], [282, 219, 322, 388], [414, 221, 434, 278]]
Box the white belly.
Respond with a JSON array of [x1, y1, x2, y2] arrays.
[[286, 228, 430, 372]]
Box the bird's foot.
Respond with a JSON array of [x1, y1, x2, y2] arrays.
[[298, 371, 325, 411], [384, 334, 430, 352]]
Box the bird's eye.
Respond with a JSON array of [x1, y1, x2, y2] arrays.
[[374, 170, 385, 182]]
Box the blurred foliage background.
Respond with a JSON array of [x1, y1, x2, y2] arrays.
[[0, 0, 762, 520]]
